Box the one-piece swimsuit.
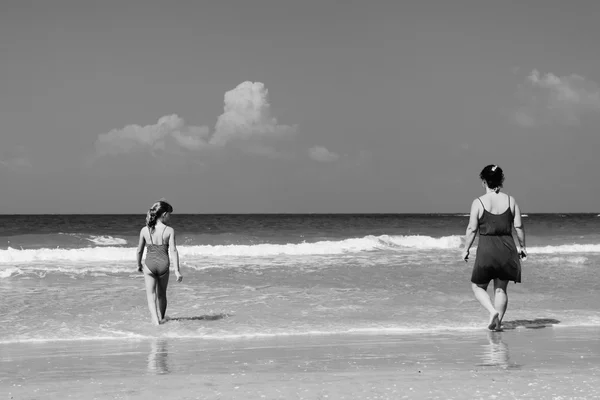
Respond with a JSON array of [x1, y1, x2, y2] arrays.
[[471, 195, 521, 284], [145, 226, 170, 277]]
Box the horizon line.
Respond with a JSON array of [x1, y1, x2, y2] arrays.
[[0, 212, 597, 216]]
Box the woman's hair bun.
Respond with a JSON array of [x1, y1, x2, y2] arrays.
[[479, 164, 504, 191]]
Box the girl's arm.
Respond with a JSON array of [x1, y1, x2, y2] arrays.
[[462, 199, 480, 261], [136, 228, 146, 272], [169, 228, 182, 282]]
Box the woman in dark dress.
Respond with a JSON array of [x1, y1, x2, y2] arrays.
[[462, 165, 527, 331]]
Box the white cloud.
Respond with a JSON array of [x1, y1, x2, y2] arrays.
[[94, 114, 209, 156], [514, 70, 600, 127], [0, 145, 32, 170], [211, 81, 297, 146], [171, 126, 210, 151], [93, 81, 297, 158], [309, 146, 340, 163]]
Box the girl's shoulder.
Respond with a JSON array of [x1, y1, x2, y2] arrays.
[[162, 225, 175, 235], [163, 226, 175, 241]]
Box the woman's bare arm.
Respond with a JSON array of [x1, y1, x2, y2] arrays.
[[136, 228, 146, 271], [462, 199, 481, 261], [513, 199, 527, 256], [169, 228, 182, 282]]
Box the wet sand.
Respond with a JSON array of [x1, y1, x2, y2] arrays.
[[2, 326, 600, 399]]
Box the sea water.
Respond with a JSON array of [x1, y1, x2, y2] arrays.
[[1, 214, 599, 344]]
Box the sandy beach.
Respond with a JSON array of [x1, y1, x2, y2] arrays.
[[2, 326, 599, 399]]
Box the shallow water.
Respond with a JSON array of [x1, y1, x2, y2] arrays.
[[1, 214, 599, 343]]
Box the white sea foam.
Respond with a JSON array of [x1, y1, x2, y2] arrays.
[[0, 234, 463, 263], [378, 234, 463, 249], [536, 256, 588, 264], [0, 267, 22, 278], [461, 213, 528, 217], [528, 244, 600, 254], [0, 325, 515, 344], [0, 234, 598, 265], [7, 320, 600, 344], [85, 235, 128, 246]]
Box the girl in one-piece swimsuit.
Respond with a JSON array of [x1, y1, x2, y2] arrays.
[[136, 200, 182, 325]]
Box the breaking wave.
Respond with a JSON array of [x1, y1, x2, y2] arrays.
[[1, 234, 599, 265], [0, 234, 462, 263], [85, 235, 128, 246]]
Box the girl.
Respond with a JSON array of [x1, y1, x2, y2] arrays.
[[136, 200, 183, 325]]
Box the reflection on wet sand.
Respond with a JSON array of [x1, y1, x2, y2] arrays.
[[147, 339, 170, 375], [478, 331, 518, 369]]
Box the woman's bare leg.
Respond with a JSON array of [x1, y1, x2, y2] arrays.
[[472, 282, 500, 330], [493, 279, 509, 329], [143, 269, 161, 325], [156, 271, 170, 322]]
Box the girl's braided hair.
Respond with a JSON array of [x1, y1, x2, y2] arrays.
[[146, 200, 173, 232]]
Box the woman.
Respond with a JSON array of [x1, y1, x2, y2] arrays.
[[136, 200, 183, 325], [462, 165, 526, 331]]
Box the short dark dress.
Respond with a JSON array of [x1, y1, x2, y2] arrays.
[[471, 197, 521, 284]]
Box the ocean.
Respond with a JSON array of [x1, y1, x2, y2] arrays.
[[1, 213, 599, 344]]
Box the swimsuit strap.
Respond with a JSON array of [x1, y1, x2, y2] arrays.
[[147, 225, 168, 245], [160, 225, 168, 245]]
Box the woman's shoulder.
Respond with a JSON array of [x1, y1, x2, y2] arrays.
[[470, 198, 485, 214], [471, 196, 484, 205]]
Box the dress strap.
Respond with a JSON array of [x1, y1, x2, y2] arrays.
[[477, 197, 486, 211]]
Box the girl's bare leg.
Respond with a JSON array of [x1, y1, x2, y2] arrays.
[[156, 271, 170, 322], [143, 269, 161, 325]]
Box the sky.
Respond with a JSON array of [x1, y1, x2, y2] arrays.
[[1, 0, 599, 214]]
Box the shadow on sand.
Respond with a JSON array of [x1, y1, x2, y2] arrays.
[[500, 318, 561, 330], [165, 313, 231, 322]]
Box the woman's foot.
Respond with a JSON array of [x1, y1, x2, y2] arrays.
[[488, 312, 500, 331]]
